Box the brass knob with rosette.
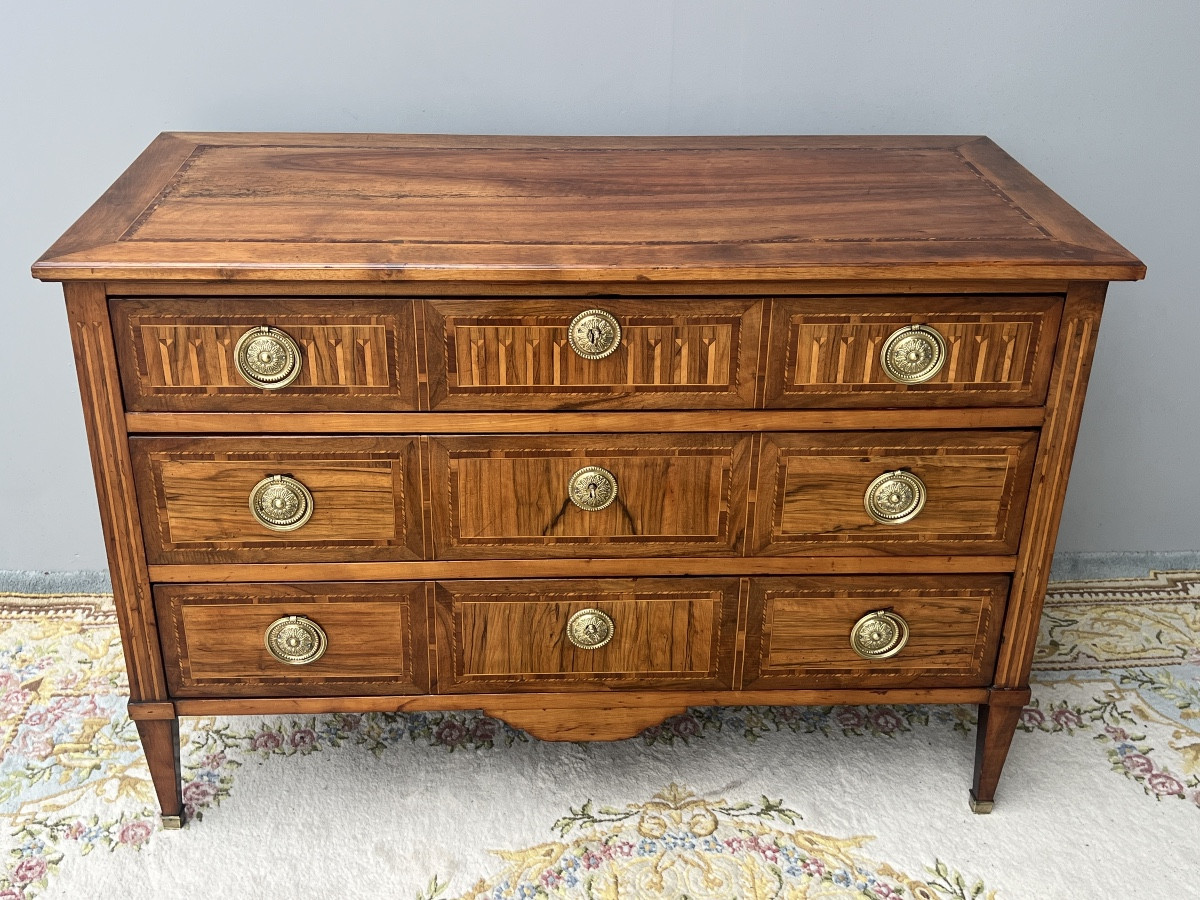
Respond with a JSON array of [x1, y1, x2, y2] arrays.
[[864, 470, 927, 525], [264, 615, 328, 665], [249, 474, 314, 532], [568, 309, 621, 360], [567, 465, 618, 511], [234, 325, 303, 389], [850, 610, 910, 660], [880, 323, 947, 384], [566, 608, 615, 650]]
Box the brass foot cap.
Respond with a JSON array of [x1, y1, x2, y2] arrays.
[[161, 814, 185, 830], [968, 794, 995, 815]]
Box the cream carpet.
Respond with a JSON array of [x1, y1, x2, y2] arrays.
[[1, 570, 1196, 899]]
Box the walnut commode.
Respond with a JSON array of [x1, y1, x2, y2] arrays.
[[34, 134, 1144, 826]]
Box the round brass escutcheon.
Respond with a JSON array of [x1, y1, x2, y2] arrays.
[[864, 469, 927, 525], [568, 309, 622, 360], [566, 608, 615, 650], [567, 465, 618, 511], [880, 324, 947, 385], [249, 474, 314, 532], [264, 615, 328, 665], [234, 325, 303, 389], [850, 610, 910, 660]]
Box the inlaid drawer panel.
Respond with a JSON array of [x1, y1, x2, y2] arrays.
[[432, 578, 739, 692], [743, 575, 1009, 689], [112, 298, 419, 411], [764, 296, 1062, 407], [422, 298, 762, 409], [130, 437, 423, 564], [752, 430, 1037, 556], [154, 582, 429, 697], [428, 434, 752, 558]]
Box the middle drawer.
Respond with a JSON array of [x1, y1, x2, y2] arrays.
[[428, 433, 753, 558], [131, 436, 425, 564], [132, 431, 1036, 563]]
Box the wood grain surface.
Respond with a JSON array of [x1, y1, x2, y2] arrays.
[[764, 295, 1062, 407], [423, 297, 761, 409], [130, 437, 424, 563], [428, 433, 752, 558], [63, 284, 169, 702], [742, 575, 1008, 689], [432, 578, 739, 692], [753, 430, 1037, 556], [109, 292, 1065, 414], [144, 555, 1019, 583], [996, 283, 1109, 686], [111, 297, 419, 411], [32, 134, 1144, 283], [169, 686, 993, 722], [124, 408, 1047, 434], [155, 582, 428, 697]]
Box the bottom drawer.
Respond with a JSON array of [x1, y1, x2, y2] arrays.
[[154, 583, 429, 697], [743, 575, 1009, 689], [433, 578, 740, 692], [154, 574, 1006, 698]]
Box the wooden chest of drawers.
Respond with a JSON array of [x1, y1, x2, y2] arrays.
[[34, 133, 1143, 826]]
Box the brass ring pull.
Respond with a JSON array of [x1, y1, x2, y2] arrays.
[[567, 465, 618, 511], [864, 470, 926, 525], [249, 474, 314, 532], [880, 323, 947, 384], [264, 615, 328, 665], [568, 309, 621, 360], [234, 325, 303, 389], [566, 608, 615, 649], [850, 610, 910, 659]]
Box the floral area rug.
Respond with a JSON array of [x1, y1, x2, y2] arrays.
[[1, 572, 1197, 899]]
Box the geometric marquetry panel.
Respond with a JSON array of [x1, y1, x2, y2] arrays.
[[428, 433, 752, 558], [764, 295, 1062, 407], [129, 436, 424, 564], [743, 575, 1009, 689], [423, 298, 761, 409], [432, 578, 739, 691], [753, 430, 1038, 556], [112, 297, 418, 410]]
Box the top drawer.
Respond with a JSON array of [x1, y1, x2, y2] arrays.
[[422, 298, 763, 410], [764, 295, 1062, 407], [112, 298, 420, 411], [111, 294, 1062, 412]]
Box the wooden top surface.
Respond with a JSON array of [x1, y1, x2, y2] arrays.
[[33, 133, 1144, 283]]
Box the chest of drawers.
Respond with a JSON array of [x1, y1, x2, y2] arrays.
[[34, 134, 1143, 826]]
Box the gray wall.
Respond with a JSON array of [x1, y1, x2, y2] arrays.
[[2, 1, 1196, 570]]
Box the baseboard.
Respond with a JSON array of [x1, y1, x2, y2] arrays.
[[1047, 551, 1200, 581], [0, 570, 111, 594]]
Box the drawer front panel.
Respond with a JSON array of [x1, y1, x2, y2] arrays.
[[112, 298, 419, 411], [433, 578, 738, 691], [764, 296, 1061, 407], [429, 434, 752, 558], [423, 299, 762, 409], [744, 575, 1009, 689], [753, 431, 1037, 555], [155, 583, 428, 697], [131, 437, 423, 563]]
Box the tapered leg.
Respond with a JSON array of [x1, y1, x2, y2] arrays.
[[969, 688, 1031, 813], [134, 714, 184, 828]]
